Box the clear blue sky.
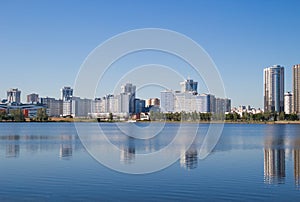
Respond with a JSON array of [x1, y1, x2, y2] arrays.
[[1, 0, 300, 108]]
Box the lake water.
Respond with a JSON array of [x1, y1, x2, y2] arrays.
[[0, 122, 300, 201]]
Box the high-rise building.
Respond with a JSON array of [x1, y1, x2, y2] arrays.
[[91, 95, 120, 114], [264, 65, 285, 112], [27, 93, 39, 104], [284, 92, 293, 114], [108, 95, 119, 113], [134, 99, 146, 113], [91, 98, 104, 113], [61, 87, 74, 116], [7, 88, 21, 104], [120, 83, 136, 113], [146, 98, 160, 107], [40, 97, 63, 117], [215, 98, 231, 114], [161, 79, 230, 114], [197, 93, 216, 113], [180, 79, 198, 93], [71, 97, 92, 117], [119, 93, 131, 113], [160, 90, 175, 112], [293, 64, 300, 114], [61, 87, 73, 101], [63, 100, 72, 117]]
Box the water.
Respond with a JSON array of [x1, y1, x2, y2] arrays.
[[0, 122, 300, 201]]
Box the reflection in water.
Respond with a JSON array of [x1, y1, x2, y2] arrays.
[[263, 128, 285, 184], [0, 134, 80, 159], [6, 144, 20, 158], [5, 135, 20, 158], [180, 146, 198, 170], [59, 135, 73, 160], [293, 138, 300, 187], [120, 137, 135, 164], [263, 126, 300, 187], [294, 149, 300, 187]]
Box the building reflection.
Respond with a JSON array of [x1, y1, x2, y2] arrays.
[[5, 135, 20, 158], [293, 137, 300, 187], [0, 134, 80, 159], [180, 146, 198, 170], [263, 129, 285, 184], [294, 149, 300, 187], [59, 135, 73, 159], [120, 137, 135, 164]]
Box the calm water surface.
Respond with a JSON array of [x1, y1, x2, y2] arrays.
[[0, 122, 300, 201]]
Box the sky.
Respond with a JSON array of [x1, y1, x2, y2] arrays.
[[1, 0, 300, 108]]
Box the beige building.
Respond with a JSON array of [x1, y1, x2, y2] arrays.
[[293, 64, 300, 114]]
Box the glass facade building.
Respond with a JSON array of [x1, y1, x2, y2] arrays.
[[264, 65, 284, 112]]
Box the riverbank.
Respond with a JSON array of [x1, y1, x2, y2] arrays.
[[4, 118, 299, 124]]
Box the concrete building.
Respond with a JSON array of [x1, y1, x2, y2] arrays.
[[107, 95, 119, 113], [174, 92, 189, 112], [180, 79, 198, 93], [197, 93, 216, 113], [264, 65, 285, 112], [91, 98, 103, 113], [27, 93, 39, 104], [215, 98, 231, 114], [293, 64, 300, 114], [61, 87, 73, 101], [284, 92, 293, 114], [146, 98, 160, 107], [173, 92, 215, 113], [71, 97, 92, 118], [63, 100, 72, 117], [160, 90, 175, 112], [120, 83, 136, 113], [160, 79, 230, 114], [40, 97, 63, 117], [61, 87, 74, 116], [134, 99, 145, 113], [119, 93, 131, 113], [91, 95, 119, 114], [7, 88, 21, 104]]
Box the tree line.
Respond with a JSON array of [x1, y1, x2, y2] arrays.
[[150, 111, 215, 122], [0, 108, 49, 122], [227, 111, 299, 122], [149, 111, 299, 122]]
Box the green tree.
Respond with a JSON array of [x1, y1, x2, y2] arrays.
[[225, 113, 233, 121], [36, 108, 49, 122], [279, 112, 285, 121], [9, 109, 25, 122], [108, 112, 113, 122], [0, 110, 7, 121], [233, 112, 240, 121], [263, 111, 271, 121], [285, 113, 299, 121], [173, 112, 181, 121]]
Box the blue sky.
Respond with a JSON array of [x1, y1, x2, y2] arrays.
[[1, 0, 300, 108]]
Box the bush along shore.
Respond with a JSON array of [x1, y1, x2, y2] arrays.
[[0, 110, 299, 123]]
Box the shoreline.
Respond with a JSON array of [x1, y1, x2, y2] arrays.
[[1, 118, 300, 124]]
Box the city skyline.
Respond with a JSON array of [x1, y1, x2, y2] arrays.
[[2, 61, 300, 110], [0, 78, 231, 119], [1, 1, 300, 108]]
